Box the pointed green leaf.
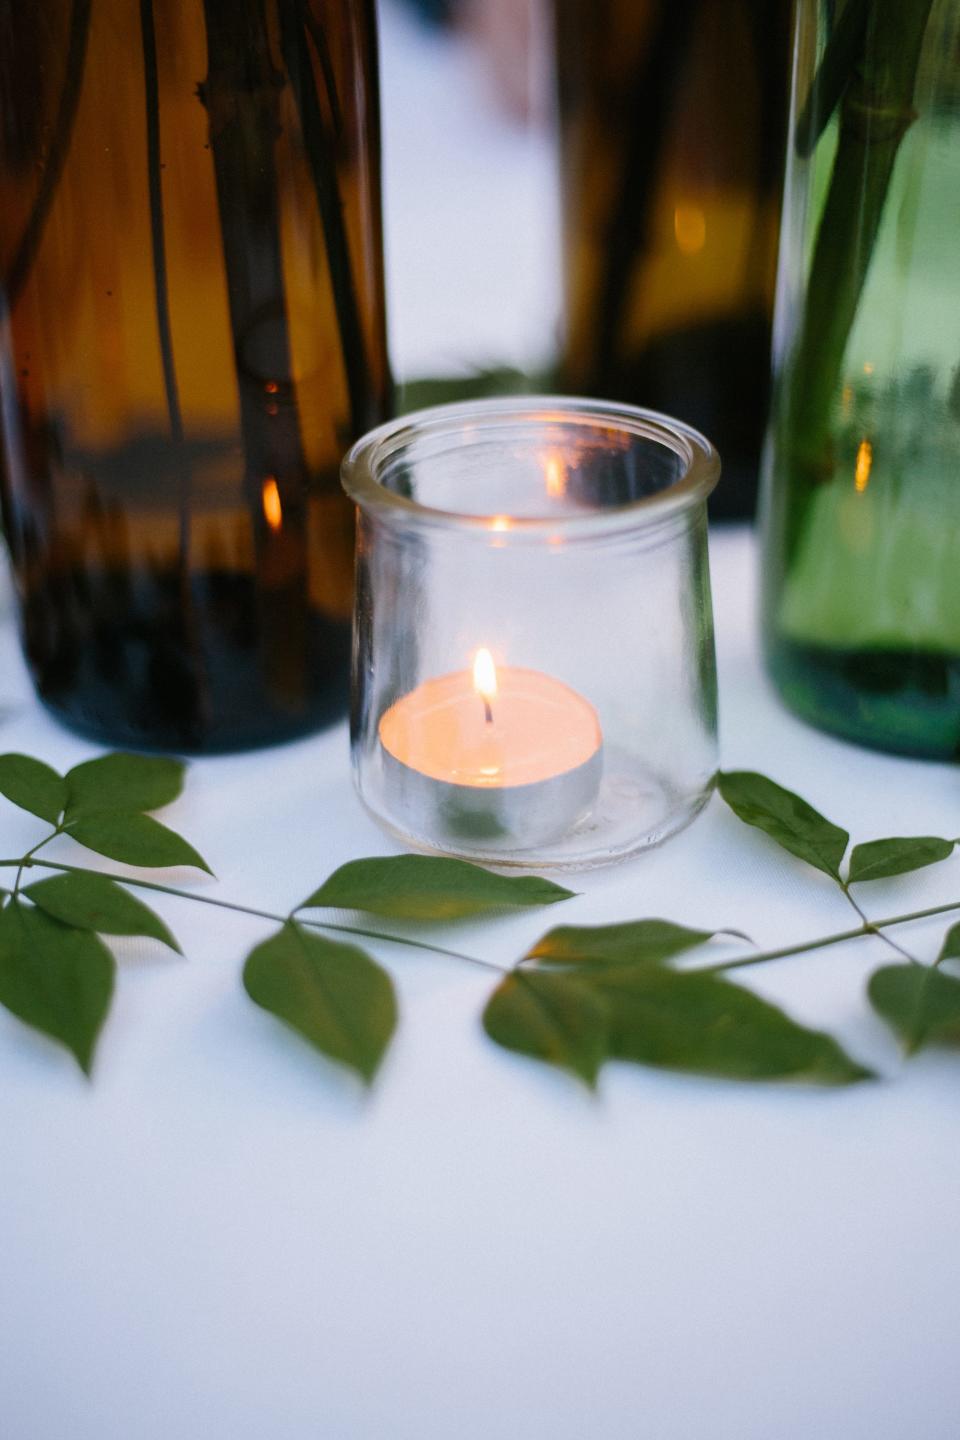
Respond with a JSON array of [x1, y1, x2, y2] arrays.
[[868, 963, 960, 1053], [937, 922, 960, 965], [718, 770, 849, 880], [24, 872, 180, 952], [483, 970, 608, 1087], [302, 854, 574, 921], [584, 966, 871, 1084], [848, 836, 955, 884], [525, 919, 735, 968], [65, 753, 185, 818], [0, 900, 114, 1074], [65, 812, 211, 873], [243, 923, 397, 1083], [0, 753, 66, 825]]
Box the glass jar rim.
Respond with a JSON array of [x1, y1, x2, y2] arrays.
[[341, 395, 720, 540]]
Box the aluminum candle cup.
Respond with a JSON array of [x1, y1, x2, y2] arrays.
[[342, 397, 720, 870], [378, 658, 604, 847]]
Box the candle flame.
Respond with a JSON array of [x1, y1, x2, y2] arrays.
[[262, 477, 283, 531], [544, 452, 566, 498], [854, 439, 873, 493], [674, 203, 706, 255], [473, 648, 498, 702]]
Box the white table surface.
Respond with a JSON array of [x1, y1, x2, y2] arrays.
[[1, 526, 958, 1440]]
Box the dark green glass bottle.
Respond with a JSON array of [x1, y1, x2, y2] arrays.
[[760, 0, 960, 759]]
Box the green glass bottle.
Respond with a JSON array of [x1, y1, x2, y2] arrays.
[[760, 0, 960, 758]]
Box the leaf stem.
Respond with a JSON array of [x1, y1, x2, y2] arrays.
[[13, 831, 60, 898], [780, 0, 935, 556], [704, 896, 960, 975], [0, 857, 503, 972], [840, 880, 918, 965], [139, 0, 208, 726], [3, 0, 92, 305], [0, 856, 956, 981], [140, 0, 184, 453], [299, 918, 507, 973], [4, 856, 283, 924], [793, 0, 871, 158], [278, 0, 375, 435]]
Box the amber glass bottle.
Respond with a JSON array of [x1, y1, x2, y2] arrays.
[[0, 0, 390, 751], [555, 0, 791, 517]]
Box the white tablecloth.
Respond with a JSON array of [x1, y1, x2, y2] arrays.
[[1, 528, 958, 1440]]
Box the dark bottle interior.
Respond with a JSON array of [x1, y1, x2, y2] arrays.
[[555, 0, 791, 520]]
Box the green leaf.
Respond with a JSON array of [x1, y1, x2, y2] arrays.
[[847, 836, 955, 884], [584, 967, 871, 1084], [65, 753, 185, 817], [718, 770, 849, 880], [525, 919, 731, 968], [0, 900, 114, 1074], [483, 970, 608, 1087], [302, 854, 574, 921], [868, 963, 960, 1053], [64, 812, 211, 873], [0, 753, 66, 825], [243, 923, 397, 1083], [937, 922, 960, 965], [24, 872, 180, 952]]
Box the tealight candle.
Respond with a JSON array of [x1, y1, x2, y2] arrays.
[[379, 649, 603, 848]]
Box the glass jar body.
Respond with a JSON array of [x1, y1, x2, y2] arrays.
[[344, 398, 719, 871], [0, 0, 390, 752], [759, 0, 960, 758]]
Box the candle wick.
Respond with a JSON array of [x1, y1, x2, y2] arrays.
[[483, 698, 494, 726]]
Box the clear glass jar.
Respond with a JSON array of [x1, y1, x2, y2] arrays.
[[759, 0, 960, 757], [342, 397, 720, 870]]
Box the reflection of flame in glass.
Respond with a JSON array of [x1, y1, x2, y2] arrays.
[[490, 515, 511, 532], [262, 477, 283, 530], [854, 439, 872, 493], [473, 647, 498, 701], [674, 204, 706, 255], [544, 452, 567, 498]]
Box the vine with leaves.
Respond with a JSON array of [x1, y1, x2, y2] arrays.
[[0, 752, 958, 1088]]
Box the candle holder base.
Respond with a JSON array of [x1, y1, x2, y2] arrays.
[[356, 759, 715, 873]]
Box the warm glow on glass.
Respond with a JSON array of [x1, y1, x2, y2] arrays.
[[854, 438, 873, 493], [490, 515, 511, 532], [473, 647, 498, 702], [262, 477, 283, 530], [544, 452, 567, 498], [674, 204, 706, 255]]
